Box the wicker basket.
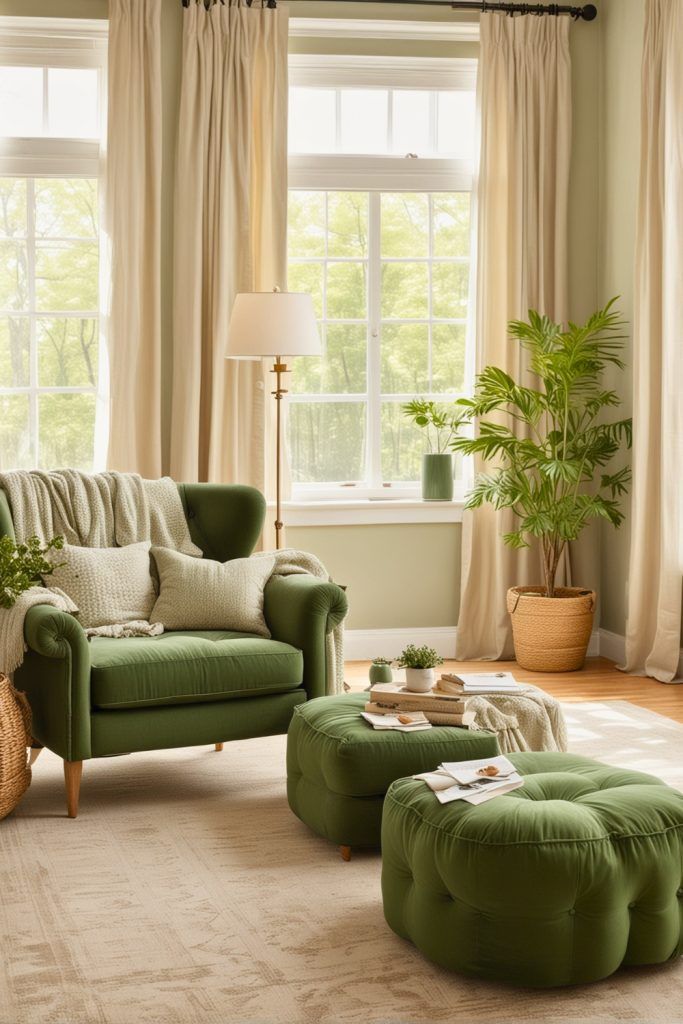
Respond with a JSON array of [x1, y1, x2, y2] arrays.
[[0, 674, 32, 821], [507, 586, 596, 672]]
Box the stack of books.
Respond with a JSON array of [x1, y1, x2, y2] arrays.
[[365, 681, 477, 728], [437, 671, 527, 696], [414, 755, 524, 805]]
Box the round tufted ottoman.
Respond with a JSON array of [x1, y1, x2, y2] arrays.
[[287, 693, 498, 859], [381, 751, 683, 988]]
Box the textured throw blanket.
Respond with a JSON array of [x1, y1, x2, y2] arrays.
[[468, 684, 567, 753], [0, 471, 345, 693]]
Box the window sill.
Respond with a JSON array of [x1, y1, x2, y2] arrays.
[[271, 499, 465, 527]]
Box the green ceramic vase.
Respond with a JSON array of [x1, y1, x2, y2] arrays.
[[369, 663, 393, 685], [421, 453, 454, 501]]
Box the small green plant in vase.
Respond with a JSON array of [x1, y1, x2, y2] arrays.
[[396, 644, 444, 693], [402, 400, 468, 502], [368, 657, 393, 685], [452, 299, 632, 672], [0, 534, 64, 822]]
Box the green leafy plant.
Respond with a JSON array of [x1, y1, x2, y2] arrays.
[[0, 535, 64, 609], [402, 400, 468, 454], [396, 644, 443, 670], [452, 299, 632, 598], [371, 656, 393, 666]]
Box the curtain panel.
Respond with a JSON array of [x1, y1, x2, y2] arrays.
[[106, 0, 163, 477], [623, 0, 683, 682], [455, 13, 572, 661], [170, 0, 289, 502]]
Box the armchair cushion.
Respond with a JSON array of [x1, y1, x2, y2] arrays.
[[89, 631, 303, 709]]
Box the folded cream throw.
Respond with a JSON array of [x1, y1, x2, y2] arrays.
[[468, 685, 567, 753]]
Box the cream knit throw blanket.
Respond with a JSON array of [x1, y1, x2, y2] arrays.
[[468, 684, 567, 754], [0, 471, 345, 693]]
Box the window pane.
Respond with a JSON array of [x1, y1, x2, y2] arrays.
[[0, 67, 43, 137], [432, 262, 469, 319], [340, 90, 388, 154], [289, 88, 336, 154], [324, 323, 366, 393], [288, 261, 324, 319], [47, 68, 99, 139], [381, 262, 428, 320], [326, 262, 366, 320], [39, 393, 95, 470], [35, 179, 99, 239], [288, 191, 325, 259], [0, 179, 27, 238], [433, 193, 471, 258], [0, 316, 29, 388], [381, 403, 424, 482], [381, 323, 429, 394], [392, 90, 431, 156], [289, 402, 366, 483], [38, 318, 99, 387], [381, 193, 429, 259], [0, 394, 31, 470], [327, 193, 368, 259], [35, 241, 99, 312], [0, 241, 28, 311], [432, 323, 466, 394], [437, 91, 476, 159]]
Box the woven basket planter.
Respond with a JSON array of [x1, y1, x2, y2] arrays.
[[507, 586, 596, 672], [0, 674, 32, 821]]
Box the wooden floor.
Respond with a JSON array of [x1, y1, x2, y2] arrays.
[[345, 657, 683, 725]]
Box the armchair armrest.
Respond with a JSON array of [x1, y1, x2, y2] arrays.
[[264, 574, 348, 702], [15, 605, 92, 761]]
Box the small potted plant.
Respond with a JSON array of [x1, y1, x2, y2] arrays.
[[396, 644, 443, 693], [368, 657, 393, 685], [402, 400, 468, 502], [0, 534, 64, 822]]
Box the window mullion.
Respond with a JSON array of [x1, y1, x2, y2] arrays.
[[26, 177, 39, 467], [368, 192, 382, 490]]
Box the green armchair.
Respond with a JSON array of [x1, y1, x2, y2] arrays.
[[1, 483, 347, 818]]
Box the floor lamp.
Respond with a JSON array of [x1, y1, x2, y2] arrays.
[[227, 289, 321, 550]]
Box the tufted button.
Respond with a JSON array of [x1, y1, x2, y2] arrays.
[[187, 506, 196, 519], [568, 908, 576, 916], [677, 888, 683, 898], [628, 902, 636, 910]]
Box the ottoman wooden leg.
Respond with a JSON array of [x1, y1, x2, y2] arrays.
[[64, 760, 83, 819], [215, 743, 224, 752], [340, 845, 352, 862]]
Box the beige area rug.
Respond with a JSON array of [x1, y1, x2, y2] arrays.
[[1, 700, 682, 1024]]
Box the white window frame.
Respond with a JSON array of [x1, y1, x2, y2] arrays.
[[287, 54, 476, 506], [0, 17, 108, 471]]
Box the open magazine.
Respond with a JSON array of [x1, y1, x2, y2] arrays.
[[414, 755, 524, 805]]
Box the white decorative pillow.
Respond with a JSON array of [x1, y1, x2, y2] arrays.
[[46, 541, 156, 629], [150, 548, 275, 637]]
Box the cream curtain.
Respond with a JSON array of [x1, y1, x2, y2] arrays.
[[455, 14, 572, 661], [170, 0, 288, 503], [623, 0, 683, 683], [106, 0, 163, 477]]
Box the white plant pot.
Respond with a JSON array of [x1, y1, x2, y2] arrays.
[[404, 667, 435, 693]]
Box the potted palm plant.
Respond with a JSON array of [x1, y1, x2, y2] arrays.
[[453, 300, 632, 672], [402, 400, 468, 501]]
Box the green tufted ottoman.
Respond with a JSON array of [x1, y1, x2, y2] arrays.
[[381, 751, 683, 988], [287, 693, 499, 859]]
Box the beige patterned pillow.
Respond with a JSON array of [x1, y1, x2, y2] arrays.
[[149, 548, 275, 636], [46, 541, 156, 629]]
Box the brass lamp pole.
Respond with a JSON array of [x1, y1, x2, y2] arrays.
[[227, 289, 321, 550]]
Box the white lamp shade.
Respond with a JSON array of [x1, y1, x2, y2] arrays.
[[227, 292, 321, 359]]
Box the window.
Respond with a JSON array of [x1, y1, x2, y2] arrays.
[[0, 18, 106, 471], [287, 55, 476, 499]]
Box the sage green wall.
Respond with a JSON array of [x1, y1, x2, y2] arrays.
[[597, 0, 643, 636], [1, 0, 611, 633]]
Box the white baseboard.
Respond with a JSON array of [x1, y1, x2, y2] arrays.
[[345, 627, 600, 662], [598, 628, 625, 665]]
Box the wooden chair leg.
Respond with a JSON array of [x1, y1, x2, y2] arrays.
[[29, 746, 43, 767], [215, 743, 224, 752], [64, 760, 83, 819], [340, 845, 352, 862]]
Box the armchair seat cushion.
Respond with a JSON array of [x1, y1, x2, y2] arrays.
[[89, 631, 304, 710]]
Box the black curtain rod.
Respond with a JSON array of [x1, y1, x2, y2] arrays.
[[182, 1, 598, 20]]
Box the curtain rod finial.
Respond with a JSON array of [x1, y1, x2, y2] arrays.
[[581, 4, 597, 20]]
